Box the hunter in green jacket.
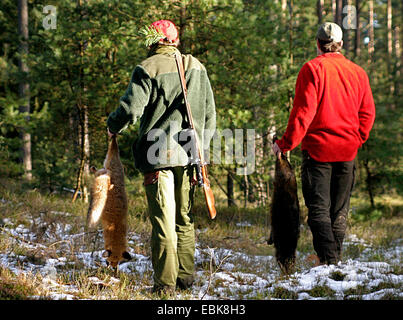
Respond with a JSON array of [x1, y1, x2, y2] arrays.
[[107, 20, 216, 295], [107, 36, 216, 173]]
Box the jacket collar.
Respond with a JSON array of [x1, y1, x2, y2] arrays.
[[320, 52, 344, 58], [148, 44, 180, 57]]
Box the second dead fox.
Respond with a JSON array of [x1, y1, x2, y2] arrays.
[[268, 153, 300, 274]]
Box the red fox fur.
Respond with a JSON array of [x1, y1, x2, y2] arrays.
[[87, 136, 131, 268]]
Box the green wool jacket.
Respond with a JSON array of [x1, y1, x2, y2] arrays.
[[107, 45, 216, 173]]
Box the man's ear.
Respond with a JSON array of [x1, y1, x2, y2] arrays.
[[102, 250, 111, 258], [122, 251, 132, 261]]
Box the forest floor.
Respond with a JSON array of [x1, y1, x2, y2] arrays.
[[0, 178, 402, 300]]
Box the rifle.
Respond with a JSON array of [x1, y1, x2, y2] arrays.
[[174, 52, 217, 220]]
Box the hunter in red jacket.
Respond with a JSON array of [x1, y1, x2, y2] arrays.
[[273, 22, 375, 265]]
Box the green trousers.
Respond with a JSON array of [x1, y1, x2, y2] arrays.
[[144, 166, 195, 288]]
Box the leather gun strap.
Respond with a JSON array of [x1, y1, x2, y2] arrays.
[[175, 52, 195, 130]]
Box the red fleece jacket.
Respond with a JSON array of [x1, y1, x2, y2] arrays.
[[276, 52, 376, 162]]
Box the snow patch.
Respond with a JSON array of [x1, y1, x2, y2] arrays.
[[0, 215, 402, 300]]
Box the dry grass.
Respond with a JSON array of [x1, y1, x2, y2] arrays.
[[0, 266, 49, 300], [0, 177, 402, 300]]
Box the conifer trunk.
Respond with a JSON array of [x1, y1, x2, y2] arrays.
[[317, 0, 324, 25], [227, 171, 235, 207], [363, 0, 375, 208], [335, 0, 342, 25], [342, 0, 350, 55], [368, 0, 374, 63], [387, 0, 392, 59], [395, 25, 401, 101], [18, 0, 32, 180], [386, 0, 395, 108], [354, 0, 361, 59], [73, 0, 90, 202], [179, 3, 187, 53]]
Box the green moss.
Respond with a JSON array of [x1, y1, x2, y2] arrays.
[[271, 286, 298, 299], [329, 271, 346, 281], [307, 285, 336, 298]]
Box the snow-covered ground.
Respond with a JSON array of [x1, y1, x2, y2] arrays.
[[0, 214, 402, 300]]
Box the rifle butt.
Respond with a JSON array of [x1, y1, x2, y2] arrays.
[[201, 166, 216, 219], [204, 185, 216, 219]]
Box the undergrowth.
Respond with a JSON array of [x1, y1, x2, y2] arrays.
[[0, 177, 402, 300]]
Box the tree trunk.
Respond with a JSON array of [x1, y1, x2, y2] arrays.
[[387, 0, 392, 59], [362, 1, 375, 208], [401, 0, 403, 80], [254, 131, 267, 206], [179, 3, 187, 53], [73, 0, 90, 203], [72, 150, 84, 202], [227, 171, 235, 207], [342, 0, 350, 55], [243, 173, 249, 208], [263, 127, 272, 204], [401, 1, 403, 96], [242, 129, 250, 208], [332, 0, 337, 19], [18, 0, 32, 180], [289, 0, 293, 66], [363, 159, 375, 208], [386, 0, 395, 108], [334, 0, 346, 55], [82, 103, 90, 202], [281, 0, 287, 22], [287, 0, 294, 162], [317, 0, 324, 25], [335, 0, 343, 25], [368, 0, 374, 63], [354, 0, 361, 59], [395, 25, 401, 102]]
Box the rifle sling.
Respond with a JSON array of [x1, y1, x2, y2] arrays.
[[175, 52, 217, 220], [175, 53, 196, 129], [175, 52, 203, 161]]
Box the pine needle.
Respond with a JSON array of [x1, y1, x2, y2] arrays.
[[139, 25, 166, 47]]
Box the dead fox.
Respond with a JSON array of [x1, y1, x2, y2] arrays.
[[87, 135, 131, 268], [268, 153, 300, 275]]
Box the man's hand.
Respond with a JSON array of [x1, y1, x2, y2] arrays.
[[272, 142, 282, 160], [107, 128, 116, 138]]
